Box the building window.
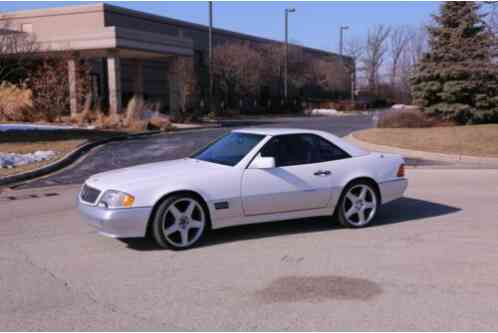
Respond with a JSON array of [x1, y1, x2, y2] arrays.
[[20, 23, 33, 33]]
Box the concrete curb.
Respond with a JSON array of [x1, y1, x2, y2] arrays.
[[0, 124, 223, 188], [346, 132, 498, 167]]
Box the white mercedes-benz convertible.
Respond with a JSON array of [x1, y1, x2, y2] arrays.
[[78, 128, 407, 249]]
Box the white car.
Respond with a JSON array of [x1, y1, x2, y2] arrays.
[[78, 128, 407, 250]]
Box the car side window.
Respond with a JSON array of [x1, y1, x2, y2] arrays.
[[312, 135, 351, 162], [260, 134, 315, 167]]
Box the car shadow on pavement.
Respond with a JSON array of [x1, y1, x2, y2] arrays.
[[120, 197, 461, 251], [372, 197, 461, 227]]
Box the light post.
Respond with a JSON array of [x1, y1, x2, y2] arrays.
[[284, 8, 295, 100], [339, 25, 349, 55], [208, 1, 213, 114], [339, 25, 354, 104]]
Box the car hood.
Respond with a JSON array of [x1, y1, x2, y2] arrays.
[[85, 158, 227, 190]]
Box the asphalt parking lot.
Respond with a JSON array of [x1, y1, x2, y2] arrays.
[[2, 168, 498, 330]]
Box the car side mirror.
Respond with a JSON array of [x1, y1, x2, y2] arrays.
[[249, 155, 276, 169]]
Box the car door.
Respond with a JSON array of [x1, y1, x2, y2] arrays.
[[241, 134, 335, 216], [311, 134, 354, 206]]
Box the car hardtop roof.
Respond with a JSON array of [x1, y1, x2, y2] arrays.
[[233, 127, 370, 157], [233, 127, 331, 137]]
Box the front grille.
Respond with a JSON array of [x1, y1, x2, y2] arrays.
[[80, 184, 101, 204]]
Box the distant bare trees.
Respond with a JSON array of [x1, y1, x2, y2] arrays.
[[363, 25, 391, 94], [388, 26, 412, 88], [307, 58, 343, 93], [211, 41, 347, 113], [398, 25, 428, 102], [485, 2, 498, 35], [407, 26, 428, 66], [212, 42, 263, 108], [342, 23, 429, 104]]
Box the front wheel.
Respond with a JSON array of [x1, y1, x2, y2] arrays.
[[337, 181, 379, 228], [151, 195, 208, 250]]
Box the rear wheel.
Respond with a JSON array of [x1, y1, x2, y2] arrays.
[[151, 194, 208, 250], [337, 181, 379, 228]]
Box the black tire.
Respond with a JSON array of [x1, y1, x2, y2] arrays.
[[151, 194, 209, 250], [336, 180, 380, 228]]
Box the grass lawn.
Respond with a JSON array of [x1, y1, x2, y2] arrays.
[[355, 124, 498, 158]]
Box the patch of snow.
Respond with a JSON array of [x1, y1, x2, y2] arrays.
[[309, 109, 339, 116], [391, 104, 419, 111], [0, 150, 56, 169], [391, 104, 406, 110], [0, 123, 76, 132]]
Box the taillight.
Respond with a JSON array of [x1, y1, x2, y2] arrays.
[[397, 164, 405, 177]]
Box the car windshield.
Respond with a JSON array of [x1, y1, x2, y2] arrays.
[[192, 132, 264, 166]]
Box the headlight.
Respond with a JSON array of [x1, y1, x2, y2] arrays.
[[98, 190, 135, 209]]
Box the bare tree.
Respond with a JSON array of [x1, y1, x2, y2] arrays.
[[212, 42, 264, 109], [484, 2, 498, 64], [362, 25, 391, 94], [27, 52, 90, 122], [485, 2, 498, 35], [389, 26, 412, 88], [258, 43, 284, 95], [169, 56, 199, 121], [395, 25, 428, 103], [306, 58, 344, 93], [343, 37, 365, 95], [0, 17, 38, 82], [344, 38, 364, 62], [407, 25, 428, 66]]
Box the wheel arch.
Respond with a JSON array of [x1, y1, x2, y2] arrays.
[[145, 190, 213, 238], [343, 176, 381, 202]]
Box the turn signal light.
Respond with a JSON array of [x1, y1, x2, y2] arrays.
[[122, 194, 135, 208], [397, 164, 405, 177]]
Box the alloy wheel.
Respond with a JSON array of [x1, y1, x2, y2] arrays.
[[342, 184, 377, 227], [161, 198, 206, 248]]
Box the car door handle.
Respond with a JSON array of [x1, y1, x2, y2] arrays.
[[314, 170, 331, 176]]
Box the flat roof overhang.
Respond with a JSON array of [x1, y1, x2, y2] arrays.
[[33, 26, 194, 58]]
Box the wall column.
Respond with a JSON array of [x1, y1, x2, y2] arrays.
[[107, 51, 122, 115], [67, 53, 79, 117]]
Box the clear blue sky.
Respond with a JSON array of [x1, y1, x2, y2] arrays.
[[0, 1, 440, 53]]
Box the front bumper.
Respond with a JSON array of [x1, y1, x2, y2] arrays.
[[78, 201, 152, 238]]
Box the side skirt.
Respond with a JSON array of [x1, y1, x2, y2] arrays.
[[212, 207, 335, 230]]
